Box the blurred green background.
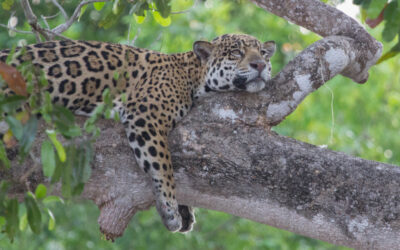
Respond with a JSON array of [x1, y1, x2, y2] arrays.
[[0, 0, 398, 249]]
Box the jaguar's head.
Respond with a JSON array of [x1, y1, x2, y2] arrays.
[[194, 34, 276, 93]]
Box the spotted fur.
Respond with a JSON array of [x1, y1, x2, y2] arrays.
[[0, 34, 276, 232]]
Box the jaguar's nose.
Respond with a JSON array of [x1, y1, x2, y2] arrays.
[[249, 62, 266, 73]]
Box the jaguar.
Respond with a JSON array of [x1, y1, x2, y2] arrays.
[[0, 34, 276, 232]]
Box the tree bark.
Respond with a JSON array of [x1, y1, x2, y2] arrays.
[[2, 0, 393, 249], [5, 98, 400, 249]]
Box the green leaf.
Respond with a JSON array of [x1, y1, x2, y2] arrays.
[[5, 116, 23, 140], [47, 208, 55, 230], [93, 2, 106, 11], [25, 193, 42, 234], [41, 140, 56, 177], [79, 5, 88, 21], [35, 184, 47, 199], [42, 195, 64, 204], [0, 216, 6, 228], [46, 130, 66, 162], [153, 0, 171, 18], [365, 0, 386, 18], [382, 24, 400, 42], [134, 13, 147, 24], [131, 1, 149, 16], [19, 116, 38, 158], [112, 0, 120, 14], [19, 213, 28, 231], [51, 105, 78, 138], [0, 140, 10, 169], [376, 40, 400, 64], [5, 199, 19, 241], [152, 11, 171, 27], [0, 95, 26, 114]]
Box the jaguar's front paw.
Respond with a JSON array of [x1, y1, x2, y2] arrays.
[[178, 205, 195, 232], [156, 200, 182, 232]]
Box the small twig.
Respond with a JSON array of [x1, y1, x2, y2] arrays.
[[52, 0, 110, 34], [130, 28, 141, 46], [20, 0, 43, 42], [42, 12, 60, 20], [0, 23, 33, 34], [41, 15, 51, 29], [51, 0, 68, 21]]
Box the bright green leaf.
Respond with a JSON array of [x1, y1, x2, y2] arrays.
[[47, 209, 55, 230], [43, 195, 64, 204], [152, 11, 171, 27], [134, 13, 146, 24], [93, 2, 105, 11], [35, 184, 47, 199], [41, 140, 56, 177], [46, 130, 66, 162], [19, 213, 28, 231]]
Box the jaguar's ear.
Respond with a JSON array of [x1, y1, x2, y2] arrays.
[[193, 41, 214, 62], [262, 41, 276, 58]]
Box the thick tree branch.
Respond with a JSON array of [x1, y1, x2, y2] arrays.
[[250, 0, 382, 125], [4, 96, 400, 249]]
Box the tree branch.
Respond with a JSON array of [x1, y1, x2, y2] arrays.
[[52, 0, 110, 35], [250, 0, 382, 125], [5, 96, 400, 249]]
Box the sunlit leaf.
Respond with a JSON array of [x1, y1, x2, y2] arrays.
[[93, 2, 105, 11], [35, 184, 47, 199], [112, 0, 120, 14], [152, 11, 171, 26], [47, 208, 55, 231], [41, 140, 56, 177], [46, 130, 66, 162], [19, 213, 28, 231], [42, 195, 64, 204], [134, 13, 146, 24]]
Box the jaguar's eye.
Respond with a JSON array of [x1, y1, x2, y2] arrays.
[[231, 49, 243, 58], [260, 50, 267, 56]]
